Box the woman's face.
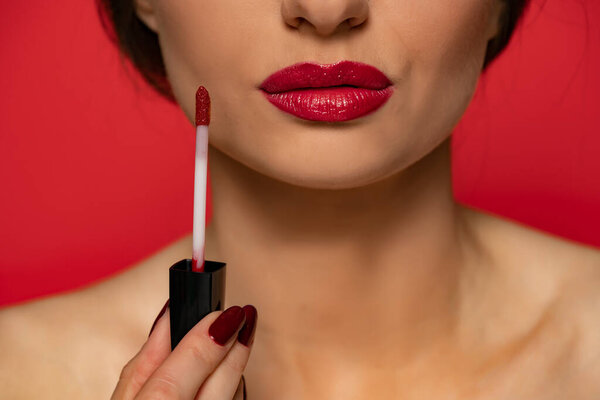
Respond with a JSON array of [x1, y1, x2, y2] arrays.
[[136, 0, 503, 189]]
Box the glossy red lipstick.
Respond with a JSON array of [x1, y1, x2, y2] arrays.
[[259, 60, 394, 122]]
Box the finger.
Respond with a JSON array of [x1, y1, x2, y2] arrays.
[[198, 377, 245, 400], [233, 377, 246, 400], [194, 343, 250, 400], [111, 304, 171, 400], [195, 305, 257, 400], [136, 305, 246, 400], [213, 378, 245, 400]]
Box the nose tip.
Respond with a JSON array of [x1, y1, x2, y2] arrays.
[[282, 0, 369, 36]]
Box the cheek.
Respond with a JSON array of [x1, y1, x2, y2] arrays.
[[412, 0, 492, 102], [154, 0, 260, 122], [380, 0, 493, 147], [384, 0, 492, 70]]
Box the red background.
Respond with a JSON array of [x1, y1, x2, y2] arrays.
[[1, 1, 599, 306]]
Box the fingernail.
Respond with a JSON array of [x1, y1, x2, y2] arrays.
[[208, 305, 245, 346], [237, 305, 257, 347], [149, 299, 170, 337]]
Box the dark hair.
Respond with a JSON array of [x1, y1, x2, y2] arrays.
[[97, 0, 530, 101]]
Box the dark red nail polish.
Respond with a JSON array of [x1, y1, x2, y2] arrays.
[[237, 305, 257, 347], [149, 299, 170, 337], [208, 305, 245, 346]]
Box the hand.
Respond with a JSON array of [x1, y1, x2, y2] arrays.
[[112, 303, 257, 400]]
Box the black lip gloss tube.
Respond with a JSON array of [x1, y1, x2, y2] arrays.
[[169, 258, 226, 350]]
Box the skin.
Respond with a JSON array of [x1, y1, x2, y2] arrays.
[[1, 0, 600, 398]]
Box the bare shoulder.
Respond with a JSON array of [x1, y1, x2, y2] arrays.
[[460, 205, 600, 287], [461, 205, 600, 269], [0, 293, 88, 398], [0, 235, 190, 399], [0, 291, 132, 399], [461, 206, 600, 390]]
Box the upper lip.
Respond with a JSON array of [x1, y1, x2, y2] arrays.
[[259, 60, 393, 94]]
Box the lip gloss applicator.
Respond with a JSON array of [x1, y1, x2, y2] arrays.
[[169, 86, 226, 350], [192, 86, 210, 273]]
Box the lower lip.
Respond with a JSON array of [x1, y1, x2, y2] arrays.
[[261, 86, 394, 122]]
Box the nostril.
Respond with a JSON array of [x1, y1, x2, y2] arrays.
[[293, 17, 306, 28]]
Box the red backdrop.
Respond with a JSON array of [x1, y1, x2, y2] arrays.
[[1, 1, 599, 306]]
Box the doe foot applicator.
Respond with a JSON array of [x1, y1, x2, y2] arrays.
[[169, 86, 226, 350]]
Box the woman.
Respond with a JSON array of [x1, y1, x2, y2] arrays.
[[2, 0, 599, 398]]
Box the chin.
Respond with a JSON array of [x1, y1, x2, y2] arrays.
[[240, 145, 415, 191], [269, 168, 391, 190], [207, 97, 450, 191]]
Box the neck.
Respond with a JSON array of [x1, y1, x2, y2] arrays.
[[206, 137, 474, 367]]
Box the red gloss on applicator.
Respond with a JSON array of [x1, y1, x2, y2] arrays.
[[192, 86, 211, 272], [168, 86, 226, 350], [196, 87, 211, 125]]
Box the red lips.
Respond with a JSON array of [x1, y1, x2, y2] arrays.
[[259, 60, 394, 122]]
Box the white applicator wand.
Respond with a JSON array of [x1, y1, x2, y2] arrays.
[[169, 85, 226, 350], [192, 86, 210, 272]]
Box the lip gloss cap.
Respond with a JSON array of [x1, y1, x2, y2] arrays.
[[169, 258, 226, 350]]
